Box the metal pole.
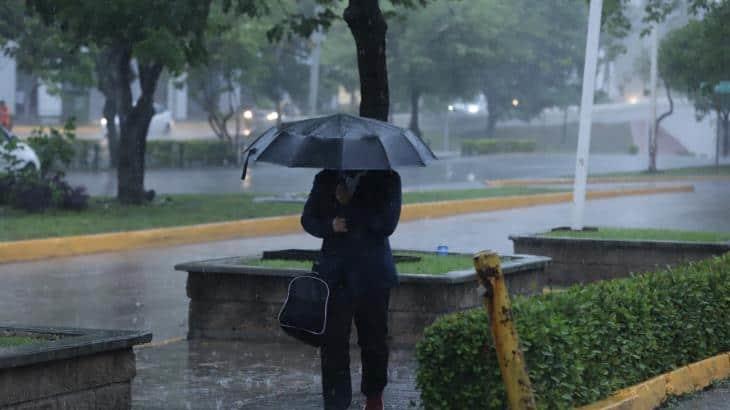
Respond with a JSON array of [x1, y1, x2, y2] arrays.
[[571, 0, 603, 231], [648, 24, 659, 172], [473, 251, 536, 410]]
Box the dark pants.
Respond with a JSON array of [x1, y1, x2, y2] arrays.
[[321, 287, 390, 410]]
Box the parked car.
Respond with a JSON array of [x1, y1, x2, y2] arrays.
[[0, 126, 40, 172], [100, 103, 174, 139]]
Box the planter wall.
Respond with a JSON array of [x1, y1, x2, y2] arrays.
[[176, 251, 550, 346], [511, 234, 730, 286], [0, 326, 151, 410]]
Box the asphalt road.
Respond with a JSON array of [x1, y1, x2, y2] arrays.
[[67, 153, 723, 197]]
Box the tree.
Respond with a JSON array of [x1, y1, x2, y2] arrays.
[[186, 6, 266, 148], [28, 0, 266, 204], [271, 0, 431, 122], [659, 2, 730, 167], [419, 0, 586, 137], [0, 0, 95, 120]]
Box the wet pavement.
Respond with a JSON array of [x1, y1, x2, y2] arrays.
[[1, 181, 729, 408], [133, 340, 419, 410], [665, 380, 730, 410], [67, 153, 724, 196]]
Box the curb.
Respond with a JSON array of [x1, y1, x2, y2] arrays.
[[487, 175, 730, 187], [579, 352, 730, 410], [0, 184, 693, 264]]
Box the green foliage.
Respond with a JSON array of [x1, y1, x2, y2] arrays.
[[0, 122, 88, 212], [628, 144, 639, 155], [244, 252, 475, 275], [145, 140, 237, 168], [461, 139, 537, 156], [544, 227, 730, 243], [416, 254, 730, 409], [26, 119, 77, 179], [659, 2, 730, 119]]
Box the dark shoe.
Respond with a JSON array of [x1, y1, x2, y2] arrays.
[[363, 395, 383, 410]]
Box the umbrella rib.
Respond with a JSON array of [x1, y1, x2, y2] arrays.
[[372, 137, 393, 169]]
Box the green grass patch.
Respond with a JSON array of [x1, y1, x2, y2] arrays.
[[543, 227, 730, 243], [591, 164, 730, 178], [241, 252, 475, 275], [0, 187, 561, 242], [0, 336, 37, 348], [402, 186, 559, 203]]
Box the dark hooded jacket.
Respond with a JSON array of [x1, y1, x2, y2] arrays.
[[301, 169, 401, 293]]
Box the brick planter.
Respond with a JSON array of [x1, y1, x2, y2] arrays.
[[175, 250, 550, 346], [511, 234, 730, 287], [0, 326, 151, 410]]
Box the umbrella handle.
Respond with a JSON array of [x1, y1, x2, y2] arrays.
[[240, 148, 257, 181]]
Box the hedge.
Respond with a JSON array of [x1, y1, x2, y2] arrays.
[[415, 253, 730, 409], [70, 139, 237, 169], [461, 139, 537, 156]]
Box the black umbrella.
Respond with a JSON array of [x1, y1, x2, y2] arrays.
[[241, 113, 437, 179]]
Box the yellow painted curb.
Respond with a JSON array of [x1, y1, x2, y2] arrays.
[[0, 184, 693, 264], [487, 174, 730, 187], [578, 352, 730, 410]]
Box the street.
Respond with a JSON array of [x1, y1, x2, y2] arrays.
[[67, 152, 724, 197]]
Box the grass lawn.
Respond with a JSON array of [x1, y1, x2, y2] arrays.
[[591, 164, 730, 178], [544, 227, 730, 243], [0, 336, 37, 348], [0, 186, 560, 242], [241, 252, 476, 275]]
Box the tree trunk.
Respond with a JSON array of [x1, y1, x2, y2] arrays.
[[408, 87, 421, 137], [344, 0, 389, 122], [486, 112, 497, 138], [649, 79, 674, 173], [560, 107, 569, 146], [95, 47, 124, 168], [102, 98, 119, 168], [722, 112, 729, 159], [115, 50, 162, 204], [484, 91, 498, 138]]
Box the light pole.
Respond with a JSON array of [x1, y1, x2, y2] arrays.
[[570, 0, 603, 231]]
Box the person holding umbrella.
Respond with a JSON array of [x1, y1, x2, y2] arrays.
[[302, 167, 400, 410], [241, 113, 436, 410]]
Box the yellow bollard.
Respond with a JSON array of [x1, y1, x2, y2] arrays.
[[473, 250, 537, 410]]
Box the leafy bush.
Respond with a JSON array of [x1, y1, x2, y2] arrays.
[[628, 144, 639, 155], [146, 140, 236, 168], [0, 121, 89, 212], [26, 119, 76, 178], [416, 254, 730, 409], [461, 139, 537, 156]]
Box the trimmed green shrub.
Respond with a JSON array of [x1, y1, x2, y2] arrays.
[[416, 254, 730, 409], [461, 139, 537, 156], [628, 144, 639, 155], [146, 140, 236, 168]]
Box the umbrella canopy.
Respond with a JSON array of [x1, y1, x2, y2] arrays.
[[242, 114, 437, 176]]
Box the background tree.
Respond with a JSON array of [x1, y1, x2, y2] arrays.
[[659, 2, 730, 167], [0, 0, 95, 120], [28, 0, 267, 204], [186, 5, 266, 148]]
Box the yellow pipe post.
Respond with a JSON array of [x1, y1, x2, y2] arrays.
[[473, 250, 537, 410]]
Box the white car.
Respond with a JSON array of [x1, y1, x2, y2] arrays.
[[100, 103, 174, 139], [0, 126, 41, 172]]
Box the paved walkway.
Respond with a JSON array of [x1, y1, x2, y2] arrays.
[[1, 181, 729, 408]]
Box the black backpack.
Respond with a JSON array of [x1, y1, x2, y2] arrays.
[[278, 272, 330, 347]]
